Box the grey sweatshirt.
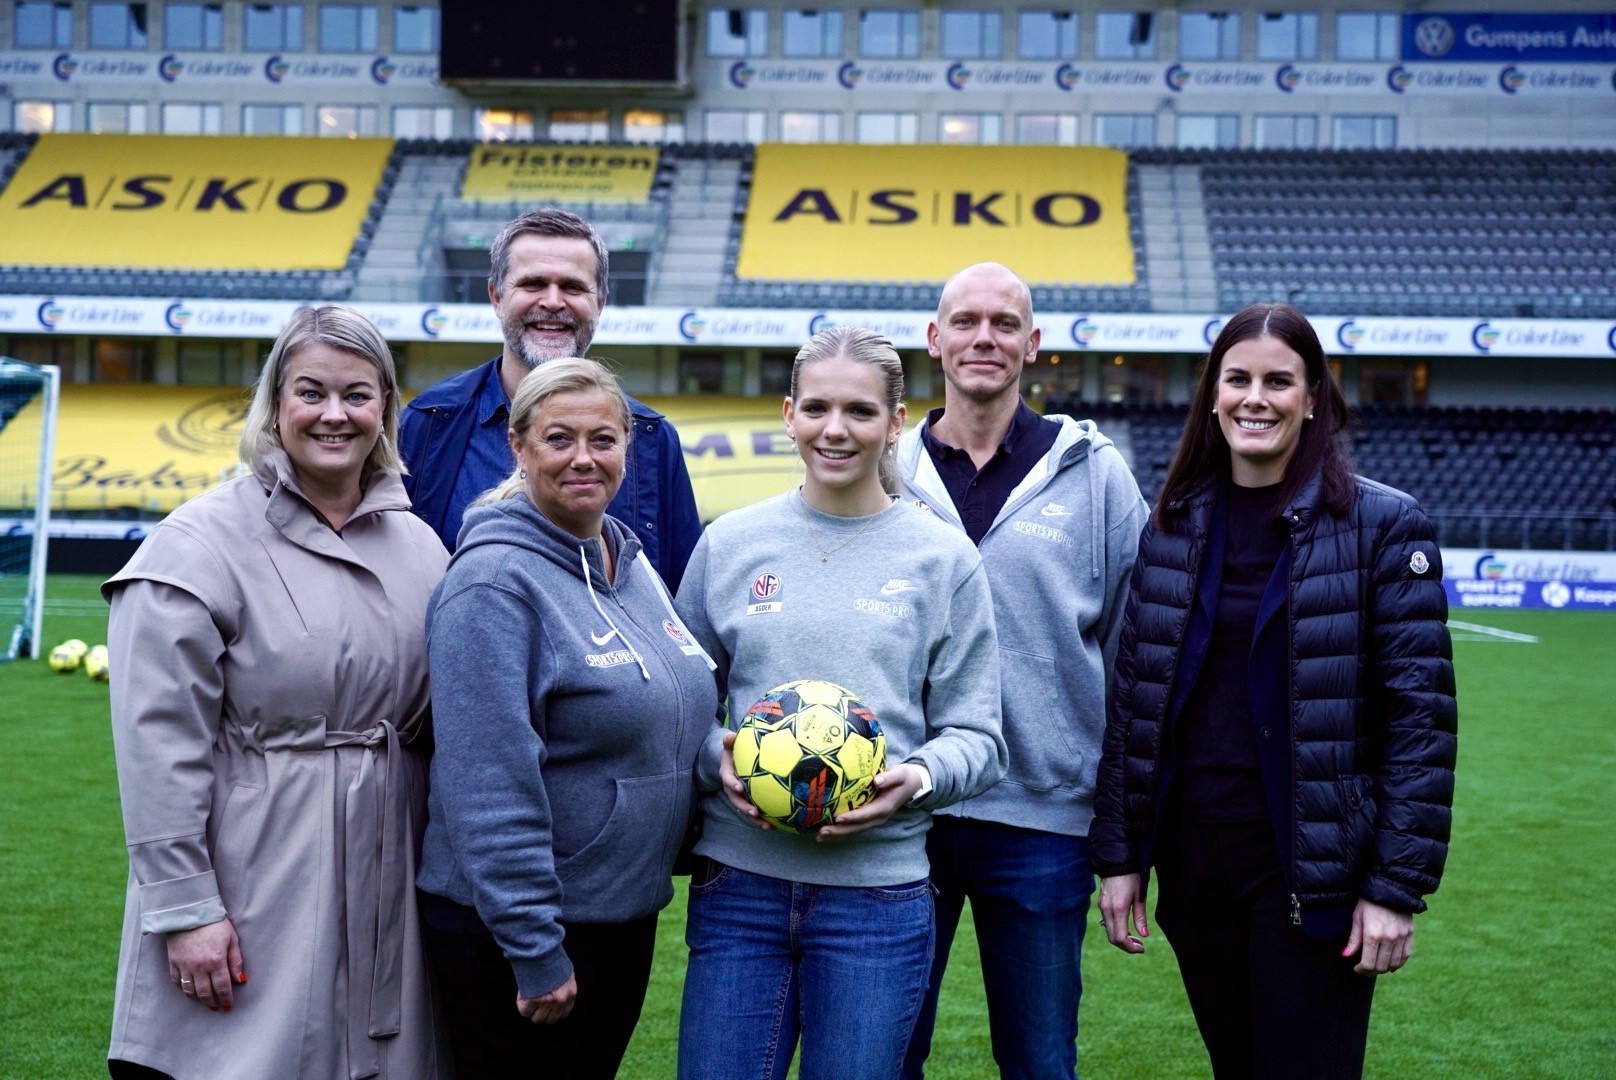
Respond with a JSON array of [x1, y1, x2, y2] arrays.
[[418, 496, 720, 999], [674, 490, 1007, 888], [897, 414, 1147, 836]]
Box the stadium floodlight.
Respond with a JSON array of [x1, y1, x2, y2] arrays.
[[0, 359, 60, 661]]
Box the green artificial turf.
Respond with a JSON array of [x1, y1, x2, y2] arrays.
[[2, 578, 1612, 1077]]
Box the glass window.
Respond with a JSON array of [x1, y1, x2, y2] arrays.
[[859, 9, 919, 58], [177, 341, 230, 386], [15, 101, 70, 133], [88, 2, 148, 48], [165, 3, 222, 49], [940, 10, 1002, 59], [704, 108, 765, 143], [1252, 113, 1316, 149], [1016, 113, 1078, 145], [87, 102, 148, 133], [393, 5, 438, 53], [856, 111, 918, 143], [1095, 11, 1155, 59], [1094, 112, 1155, 148], [244, 3, 304, 50], [1177, 113, 1239, 148], [161, 102, 222, 135], [679, 354, 740, 395], [780, 111, 842, 143], [1256, 12, 1318, 61], [1179, 12, 1239, 60], [1332, 114, 1395, 150], [624, 108, 685, 143], [707, 8, 767, 57], [393, 106, 453, 139], [476, 109, 534, 141], [549, 109, 609, 142], [15, 1, 73, 48], [93, 339, 156, 383], [782, 9, 844, 58], [318, 5, 378, 51], [1017, 10, 1078, 60], [318, 104, 378, 137], [243, 103, 304, 134], [1336, 12, 1398, 62], [940, 112, 1001, 145]]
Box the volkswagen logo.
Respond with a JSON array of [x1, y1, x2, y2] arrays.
[[1413, 17, 1455, 58]]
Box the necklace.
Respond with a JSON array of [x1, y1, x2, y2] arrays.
[[796, 492, 887, 562]]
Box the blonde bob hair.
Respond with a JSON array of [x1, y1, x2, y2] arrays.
[[475, 357, 634, 507], [239, 305, 405, 475]]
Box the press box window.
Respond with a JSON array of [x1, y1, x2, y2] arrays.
[[93, 339, 156, 384], [707, 8, 767, 57], [319, 105, 379, 138], [88, 2, 147, 49], [15, 101, 70, 133], [1016, 113, 1079, 146], [243, 104, 304, 135], [1256, 12, 1319, 61], [393, 5, 439, 53], [319, 4, 378, 51], [1179, 12, 1239, 61], [940, 113, 1002, 145], [549, 109, 610, 142], [476, 109, 534, 142], [88, 102, 149, 134], [14, 1, 72, 48], [1336, 12, 1398, 61], [165, 3, 222, 49], [679, 355, 741, 395], [780, 111, 842, 143], [177, 341, 233, 386], [1177, 114, 1239, 148], [856, 111, 918, 144], [161, 103, 222, 135], [394, 106, 453, 139], [624, 109, 685, 144], [859, 9, 920, 58], [782, 9, 844, 58], [1017, 11, 1078, 60], [1094, 113, 1155, 149], [1253, 114, 1316, 149], [1332, 114, 1395, 150], [704, 109, 765, 143], [244, 4, 304, 50], [940, 11, 1002, 60], [1095, 12, 1155, 60]]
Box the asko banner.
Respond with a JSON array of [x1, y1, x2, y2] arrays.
[[0, 134, 391, 270], [460, 144, 660, 203], [1403, 12, 1616, 63], [735, 144, 1135, 285]]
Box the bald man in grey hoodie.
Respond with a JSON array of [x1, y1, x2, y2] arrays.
[[898, 263, 1147, 1080]]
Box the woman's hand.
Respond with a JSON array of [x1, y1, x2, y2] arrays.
[[517, 973, 578, 1024], [718, 730, 773, 830], [815, 764, 927, 841], [1345, 899, 1414, 975], [168, 918, 245, 1011], [1098, 873, 1150, 954]]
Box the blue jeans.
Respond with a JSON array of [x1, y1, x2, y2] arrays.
[[678, 861, 936, 1080], [902, 818, 1096, 1080]]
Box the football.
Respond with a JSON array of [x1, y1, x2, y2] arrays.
[[83, 645, 110, 682], [732, 679, 887, 832], [48, 639, 89, 673]]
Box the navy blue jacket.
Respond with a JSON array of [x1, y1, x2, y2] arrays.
[[399, 357, 702, 592], [1091, 470, 1457, 921]]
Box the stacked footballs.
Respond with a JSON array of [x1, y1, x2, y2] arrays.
[[48, 638, 109, 681]]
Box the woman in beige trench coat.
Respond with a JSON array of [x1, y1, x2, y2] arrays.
[[103, 306, 448, 1080]]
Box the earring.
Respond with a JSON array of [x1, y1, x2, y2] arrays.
[[1306, 412, 1314, 420], [519, 469, 526, 479], [1211, 407, 1217, 415]]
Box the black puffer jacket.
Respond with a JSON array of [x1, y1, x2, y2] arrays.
[[1090, 471, 1457, 915]]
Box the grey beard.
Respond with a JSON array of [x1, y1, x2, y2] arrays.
[[509, 326, 595, 369]]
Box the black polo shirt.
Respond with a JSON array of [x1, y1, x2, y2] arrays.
[[919, 402, 1061, 546]]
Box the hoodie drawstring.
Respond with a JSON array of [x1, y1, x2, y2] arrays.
[[1087, 450, 1102, 580], [580, 545, 650, 681]]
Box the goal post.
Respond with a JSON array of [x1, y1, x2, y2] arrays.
[[0, 359, 59, 661]]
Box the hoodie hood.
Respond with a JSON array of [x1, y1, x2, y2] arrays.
[[454, 495, 643, 588]]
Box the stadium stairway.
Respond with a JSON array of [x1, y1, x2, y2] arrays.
[[351, 151, 465, 303], [648, 150, 746, 308], [1137, 164, 1217, 313]]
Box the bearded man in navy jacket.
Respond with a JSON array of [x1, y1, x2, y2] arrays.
[[897, 263, 1147, 1080], [399, 208, 701, 589]]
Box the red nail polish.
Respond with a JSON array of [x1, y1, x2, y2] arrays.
[[222, 1004, 232, 1012], [237, 972, 248, 985]]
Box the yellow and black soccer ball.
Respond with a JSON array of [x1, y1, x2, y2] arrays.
[[732, 679, 887, 833], [83, 644, 110, 682], [48, 638, 89, 673]]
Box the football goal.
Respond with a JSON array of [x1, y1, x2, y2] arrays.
[[0, 358, 60, 661]]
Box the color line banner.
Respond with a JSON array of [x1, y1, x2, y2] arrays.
[[460, 145, 659, 203], [0, 134, 392, 270], [735, 144, 1135, 285]]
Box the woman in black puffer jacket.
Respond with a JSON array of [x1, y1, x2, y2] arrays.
[[1091, 303, 1456, 1080]]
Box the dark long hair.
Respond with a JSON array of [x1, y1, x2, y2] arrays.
[[1155, 303, 1353, 527]]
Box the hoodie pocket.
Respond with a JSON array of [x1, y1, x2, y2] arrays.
[[997, 647, 1088, 794], [557, 772, 683, 914]]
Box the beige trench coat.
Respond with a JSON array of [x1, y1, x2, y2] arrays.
[[104, 451, 448, 1080]]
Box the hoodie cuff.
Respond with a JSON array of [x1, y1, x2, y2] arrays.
[[510, 947, 576, 1000]]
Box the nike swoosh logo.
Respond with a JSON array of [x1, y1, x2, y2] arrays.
[[880, 583, 917, 595], [590, 629, 617, 646], [1040, 507, 1073, 517]]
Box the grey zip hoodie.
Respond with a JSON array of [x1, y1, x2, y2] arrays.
[[417, 496, 719, 999], [897, 414, 1147, 836]]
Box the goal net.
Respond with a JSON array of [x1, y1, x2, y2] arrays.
[[0, 359, 59, 661]]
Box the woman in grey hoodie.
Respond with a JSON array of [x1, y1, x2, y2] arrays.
[[674, 327, 1007, 1079], [417, 359, 719, 1079]]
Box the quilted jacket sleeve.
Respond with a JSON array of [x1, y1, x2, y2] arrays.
[[1090, 528, 1150, 878]]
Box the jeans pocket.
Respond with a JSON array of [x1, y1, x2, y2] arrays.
[[857, 879, 932, 903], [689, 860, 733, 896]]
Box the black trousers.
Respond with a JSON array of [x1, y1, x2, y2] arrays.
[[423, 911, 659, 1080], [1154, 817, 1376, 1080], [108, 1063, 172, 1080]]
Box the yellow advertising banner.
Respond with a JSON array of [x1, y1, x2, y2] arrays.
[[460, 145, 660, 203], [14, 387, 933, 521], [736, 144, 1136, 285], [0, 134, 392, 270]]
